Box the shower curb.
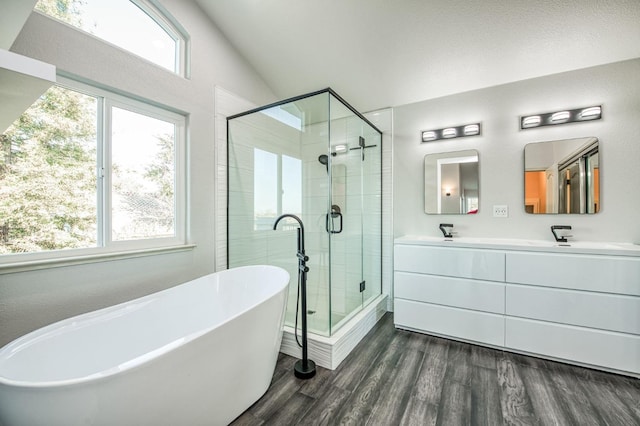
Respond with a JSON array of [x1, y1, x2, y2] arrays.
[[280, 295, 388, 370]]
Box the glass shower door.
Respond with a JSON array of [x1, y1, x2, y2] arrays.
[[328, 98, 382, 333], [327, 101, 361, 331], [361, 125, 382, 308], [339, 122, 364, 329]]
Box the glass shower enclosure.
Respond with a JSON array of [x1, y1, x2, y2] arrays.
[[227, 89, 382, 336]]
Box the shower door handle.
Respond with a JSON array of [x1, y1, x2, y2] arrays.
[[325, 211, 343, 234]]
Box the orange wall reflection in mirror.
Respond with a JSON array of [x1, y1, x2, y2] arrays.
[[525, 171, 547, 213]]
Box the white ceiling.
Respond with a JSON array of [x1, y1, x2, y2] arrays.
[[195, 0, 640, 112]]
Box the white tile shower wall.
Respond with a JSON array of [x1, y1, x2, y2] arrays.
[[228, 235, 268, 265], [227, 109, 306, 270], [301, 122, 333, 320], [214, 86, 256, 271], [227, 142, 254, 171], [325, 118, 352, 315], [227, 166, 254, 193], [305, 194, 330, 217]]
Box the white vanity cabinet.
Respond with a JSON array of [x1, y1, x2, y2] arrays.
[[394, 237, 640, 376], [393, 244, 506, 347], [505, 252, 640, 375]]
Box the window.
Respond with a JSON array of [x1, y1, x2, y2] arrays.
[[1, 86, 99, 253], [35, 0, 188, 75], [253, 148, 301, 230], [110, 106, 177, 241], [0, 78, 186, 261]]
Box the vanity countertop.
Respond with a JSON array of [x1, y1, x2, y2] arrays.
[[395, 235, 640, 257]]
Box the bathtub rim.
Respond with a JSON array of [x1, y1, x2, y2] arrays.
[[0, 265, 290, 388]]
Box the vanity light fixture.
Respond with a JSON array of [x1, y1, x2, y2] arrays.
[[463, 124, 480, 136], [550, 111, 570, 123], [579, 106, 602, 120], [520, 105, 602, 130], [422, 130, 438, 141], [522, 115, 542, 128], [442, 128, 457, 138], [421, 122, 481, 142]]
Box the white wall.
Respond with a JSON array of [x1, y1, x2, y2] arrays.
[[394, 58, 640, 244], [0, 1, 276, 346]]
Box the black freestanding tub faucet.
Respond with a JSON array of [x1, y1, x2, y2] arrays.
[[273, 214, 316, 379]]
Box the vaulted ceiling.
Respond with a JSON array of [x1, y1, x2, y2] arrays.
[[195, 0, 640, 112]]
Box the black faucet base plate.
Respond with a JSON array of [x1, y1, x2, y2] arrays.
[[294, 359, 316, 379]]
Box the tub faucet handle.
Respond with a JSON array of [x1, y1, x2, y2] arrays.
[[551, 225, 572, 243]]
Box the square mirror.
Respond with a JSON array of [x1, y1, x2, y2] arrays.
[[424, 149, 479, 214], [524, 137, 599, 214]]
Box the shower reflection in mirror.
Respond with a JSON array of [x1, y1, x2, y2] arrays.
[[524, 137, 599, 214], [424, 150, 479, 214]]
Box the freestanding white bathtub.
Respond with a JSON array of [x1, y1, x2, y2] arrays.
[[0, 265, 289, 426]]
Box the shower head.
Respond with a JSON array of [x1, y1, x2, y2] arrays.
[[318, 154, 329, 173]]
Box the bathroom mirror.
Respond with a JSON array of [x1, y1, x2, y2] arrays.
[[424, 149, 479, 214], [524, 137, 599, 214]]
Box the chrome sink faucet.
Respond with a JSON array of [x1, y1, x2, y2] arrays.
[[551, 225, 573, 243], [439, 223, 455, 239]]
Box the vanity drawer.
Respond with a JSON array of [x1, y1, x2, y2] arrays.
[[395, 271, 505, 314], [505, 317, 640, 375], [394, 299, 505, 347], [506, 284, 640, 335], [506, 252, 640, 295], [394, 244, 505, 281]]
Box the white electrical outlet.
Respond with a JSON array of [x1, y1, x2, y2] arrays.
[[493, 205, 508, 218]]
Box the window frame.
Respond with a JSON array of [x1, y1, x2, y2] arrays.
[[133, 0, 190, 77], [34, 0, 190, 77], [0, 77, 189, 271]]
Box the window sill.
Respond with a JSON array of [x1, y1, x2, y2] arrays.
[[0, 244, 196, 275]]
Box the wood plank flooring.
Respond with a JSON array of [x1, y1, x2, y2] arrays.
[[231, 313, 640, 425]]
